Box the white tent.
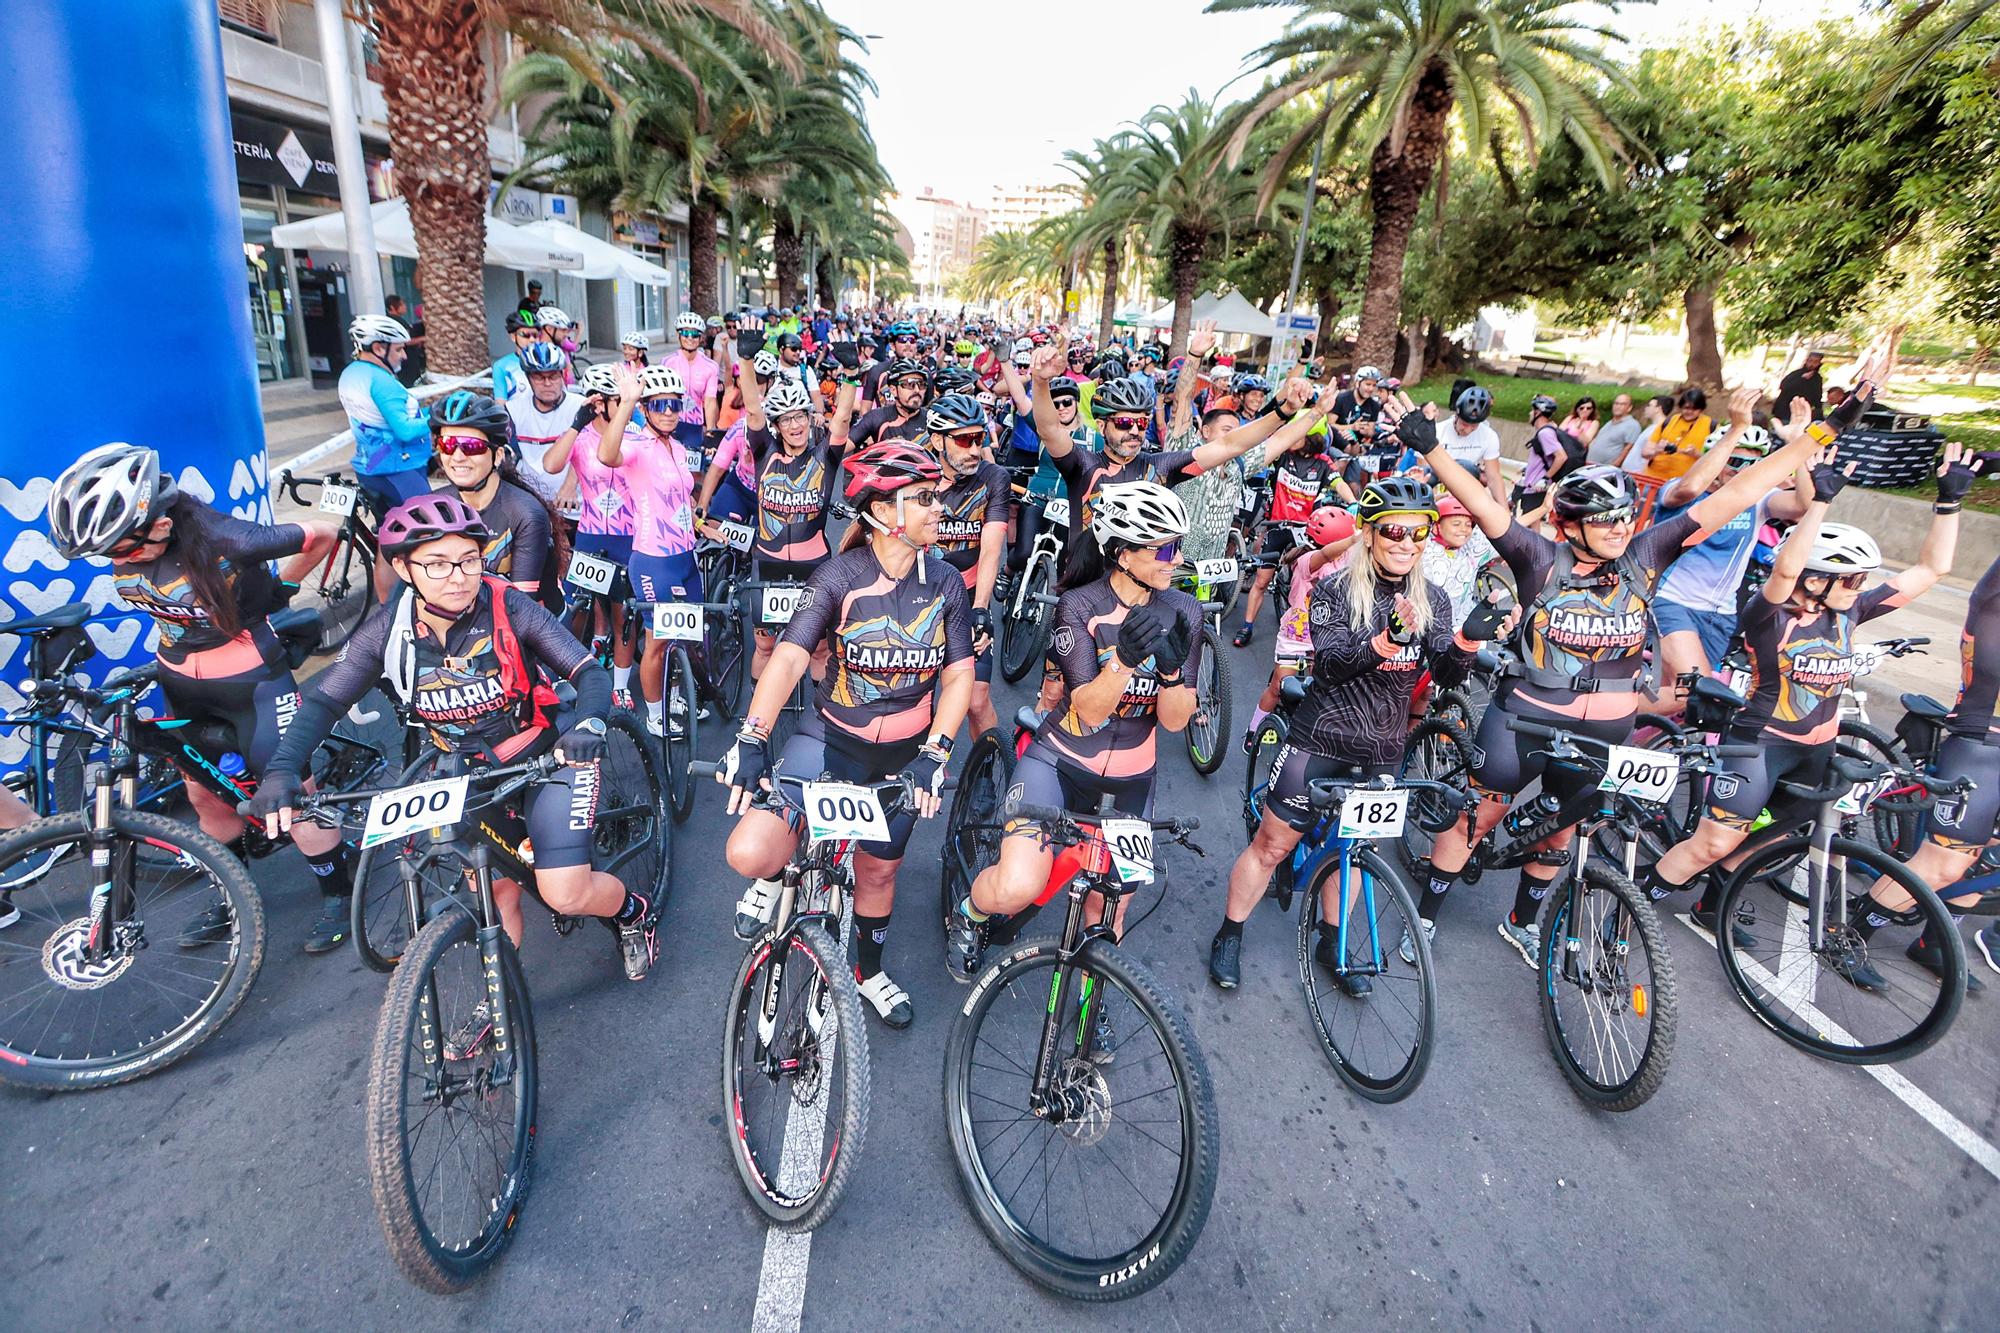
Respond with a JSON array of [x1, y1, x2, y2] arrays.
[[514, 218, 672, 286], [269, 199, 584, 272], [1131, 288, 1276, 337]]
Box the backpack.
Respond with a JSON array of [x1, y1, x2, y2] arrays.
[[384, 577, 558, 731], [1503, 541, 1654, 694]]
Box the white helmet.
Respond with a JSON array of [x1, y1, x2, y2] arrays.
[[635, 365, 685, 398], [1736, 425, 1773, 454], [752, 350, 781, 378], [1091, 480, 1187, 551], [578, 363, 620, 398], [48, 443, 179, 559], [1354, 365, 1383, 383], [620, 331, 651, 352], [674, 311, 706, 334], [535, 305, 572, 329], [1789, 522, 1883, 576], [349, 314, 409, 353], [764, 379, 814, 417]]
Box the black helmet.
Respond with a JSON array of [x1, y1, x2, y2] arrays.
[[1550, 465, 1637, 522], [884, 357, 930, 386], [1355, 476, 1440, 524], [433, 390, 515, 447], [1528, 394, 1561, 421], [1090, 375, 1156, 419], [1048, 375, 1081, 404], [934, 367, 979, 396], [1455, 386, 1493, 424], [777, 332, 804, 351], [1090, 356, 1129, 382], [925, 392, 985, 434]]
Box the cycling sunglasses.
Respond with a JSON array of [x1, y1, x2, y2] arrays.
[[1106, 414, 1149, 433], [947, 429, 986, 445], [1818, 570, 1870, 590], [436, 433, 491, 456], [1371, 522, 1431, 544], [644, 395, 684, 413], [902, 488, 943, 508], [1147, 539, 1182, 563], [1580, 507, 1636, 527]]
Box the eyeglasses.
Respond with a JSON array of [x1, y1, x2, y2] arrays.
[[1107, 414, 1149, 433], [892, 376, 929, 389], [411, 555, 485, 579], [1822, 571, 1870, 590], [902, 489, 942, 508], [1146, 539, 1182, 563], [1581, 508, 1636, 527], [948, 430, 985, 445], [644, 396, 684, 413], [436, 434, 491, 456], [1371, 522, 1430, 544], [1051, 396, 1079, 410]]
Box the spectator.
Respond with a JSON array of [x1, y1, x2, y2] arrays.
[[1442, 383, 1506, 503], [1826, 384, 1849, 415], [385, 294, 426, 387], [1642, 386, 1712, 482], [1588, 392, 1644, 467], [1624, 394, 1676, 474], [1775, 350, 1826, 420], [1560, 396, 1601, 448], [515, 280, 544, 324]]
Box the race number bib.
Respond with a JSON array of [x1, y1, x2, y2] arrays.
[[361, 775, 470, 849], [1337, 788, 1408, 839], [1597, 745, 1680, 804], [715, 519, 754, 552], [318, 481, 359, 517], [1239, 485, 1259, 511], [1100, 818, 1155, 885], [1043, 498, 1070, 527], [565, 550, 618, 595], [1725, 667, 1752, 697], [1196, 557, 1239, 584], [761, 585, 802, 624], [652, 603, 704, 642], [801, 781, 889, 844]]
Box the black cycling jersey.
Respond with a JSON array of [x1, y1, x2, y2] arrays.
[[1031, 581, 1203, 780], [1331, 390, 1384, 426], [467, 479, 552, 589], [1947, 555, 2000, 738], [934, 462, 1013, 583], [779, 545, 974, 751], [747, 424, 844, 565], [1048, 442, 1200, 560], [113, 510, 302, 662], [1736, 585, 1904, 743], [849, 405, 928, 449], [1289, 570, 1470, 767]]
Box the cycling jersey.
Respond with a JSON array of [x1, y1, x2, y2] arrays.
[[1031, 581, 1203, 780], [1049, 443, 1201, 559], [1947, 555, 2000, 738], [468, 480, 552, 589], [1654, 493, 1770, 615], [505, 388, 584, 501], [1422, 532, 1498, 623], [708, 421, 761, 495], [571, 420, 640, 537], [1289, 571, 1469, 767], [1277, 551, 1348, 659], [1330, 390, 1383, 426], [490, 353, 529, 402], [935, 463, 1013, 585], [747, 424, 843, 565], [337, 359, 430, 477], [661, 351, 720, 427], [780, 545, 974, 750], [114, 512, 302, 663], [1736, 585, 1905, 744], [850, 406, 928, 448], [618, 430, 699, 559], [1267, 450, 1336, 523]]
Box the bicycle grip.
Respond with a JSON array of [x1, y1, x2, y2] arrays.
[[1505, 716, 1561, 740], [1713, 744, 1761, 758], [689, 760, 720, 778]]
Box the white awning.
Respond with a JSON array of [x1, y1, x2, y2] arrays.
[[1128, 288, 1276, 337], [512, 218, 672, 286], [269, 199, 584, 272]]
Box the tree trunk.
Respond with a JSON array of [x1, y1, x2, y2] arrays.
[[688, 199, 719, 316], [1353, 61, 1456, 372], [1168, 222, 1205, 361], [815, 251, 838, 310], [772, 216, 804, 310], [1314, 289, 1339, 360], [1683, 281, 1723, 393], [370, 0, 489, 375], [1097, 234, 1120, 347]]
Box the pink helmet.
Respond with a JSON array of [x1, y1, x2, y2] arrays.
[[1306, 505, 1355, 546], [1436, 494, 1471, 520], [379, 491, 492, 556]]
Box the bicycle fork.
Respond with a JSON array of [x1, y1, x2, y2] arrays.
[[1329, 846, 1383, 980], [1027, 889, 1113, 1121]]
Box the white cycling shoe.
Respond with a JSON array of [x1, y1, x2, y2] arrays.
[[856, 971, 913, 1029], [734, 878, 781, 941]]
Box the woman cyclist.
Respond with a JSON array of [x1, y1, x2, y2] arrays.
[[945, 482, 1201, 981], [542, 362, 640, 708], [1642, 444, 1971, 985], [243, 493, 662, 982], [716, 442, 974, 1028], [1243, 504, 1357, 749], [695, 349, 780, 530], [1209, 479, 1505, 989], [46, 444, 352, 953], [619, 330, 650, 373], [1404, 385, 1830, 966], [428, 391, 557, 600], [926, 391, 1013, 740]]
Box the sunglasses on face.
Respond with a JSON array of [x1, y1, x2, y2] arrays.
[[679, 331, 702, 340], [948, 430, 985, 446], [411, 555, 485, 579], [1372, 522, 1430, 544], [1146, 539, 1182, 563], [644, 396, 684, 413], [107, 530, 158, 558], [902, 489, 942, 508], [1052, 397, 1078, 411], [436, 435, 491, 456], [1820, 571, 1869, 590], [1107, 414, 1149, 433], [1581, 509, 1635, 527], [893, 376, 928, 389]]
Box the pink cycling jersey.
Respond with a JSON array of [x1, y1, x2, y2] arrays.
[[1276, 551, 1349, 657], [621, 428, 698, 558], [572, 420, 640, 537], [709, 421, 760, 492], [662, 351, 721, 426]]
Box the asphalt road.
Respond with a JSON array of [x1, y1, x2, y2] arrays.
[[5, 587, 1998, 1332]]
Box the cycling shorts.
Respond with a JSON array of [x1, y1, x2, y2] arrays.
[[1263, 741, 1392, 832], [1004, 745, 1154, 843], [1260, 524, 1302, 561], [1654, 601, 1737, 670], [156, 626, 302, 776], [1707, 736, 1826, 831], [771, 711, 924, 861], [354, 466, 434, 519], [708, 474, 756, 526], [630, 552, 702, 608], [482, 759, 600, 871], [572, 532, 635, 600], [1928, 733, 2000, 854], [1468, 693, 1633, 801]]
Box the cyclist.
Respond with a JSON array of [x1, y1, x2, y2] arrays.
[[1404, 385, 1831, 967], [429, 391, 556, 599], [542, 363, 640, 707], [1209, 478, 1505, 988], [619, 330, 651, 372], [1440, 385, 1506, 505], [1642, 445, 1970, 983], [717, 442, 974, 1028], [926, 392, 1012, 739], [664, 310, 722, 453], [46, 444, 352, 953], [1243, 504, 1357, 748], [504, 341, 584, 504], [535, 305, 578, 365], [851, 357, 931, 447], [244, 493, 663, 981], [1514, 395, 1585, 513], [1948, 552, 2000, 977], [1422, 493, 1497, 623], [338, 315, 432, 517], [1233, 373, 1273, 420], [773, 331, 810, 394], [945, 482, 1199, 980], [861, 319, 920, 406], [697, 349, 779, 527], [1331, 367, 1385, 426], [1232, 417, 1345, 646], [490, 312, 539, 402]]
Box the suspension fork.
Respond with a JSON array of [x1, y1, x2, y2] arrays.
[[755, 861, 810, 1060], [469, 843, 521, 1079], [1028, 886, 1097, 1118]]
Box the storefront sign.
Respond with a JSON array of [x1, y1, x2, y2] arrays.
[[544, 193, 578, 222], [613, 210, 663, 246], [490, 184, 542, 225], [231, 110, 339, 193]]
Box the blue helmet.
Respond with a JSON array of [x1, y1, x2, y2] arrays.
[[520, 341, 569, 374], [885, 320, 918, 340]]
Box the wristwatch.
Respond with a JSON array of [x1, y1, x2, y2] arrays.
[[574, 717, 608, 736]]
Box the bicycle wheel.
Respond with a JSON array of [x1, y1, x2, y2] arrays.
[[707, 578, 748, 720], [349, 752, 444, 972], [0, 809, 264, 1091], [940, 732, 1012, 932], [1534, 861, 1677, 1112], [722, 922, 869, 1230], [598, 712, 670, 907], [299, 533, 376, 655], [999, 558, 1055, 684], [1398, 718, 1472, 874], [365, 908, 536, 1292], [664, 645, 699, 823], [1712, 834, 1963, 1064], [1242, 715, 1287, 838], [1298, 847, 1436, 1102], [944, 937, 1219, 1301], [1216, 528, 1247, 620], [1184, 626, 1231, 777]]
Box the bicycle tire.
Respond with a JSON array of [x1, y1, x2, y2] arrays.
[[1242, 715, 1287, 839], [599, 711, 670, 907], [0, 808, 264, 1091], [940, 732, 1011, 936], [709, 577, 749, 720], [721, 923, 870, 1230], [1534, 861, 1677, 1112], [1217, 528, 1247, 620], [1297, 846, 1436, 1102], [665, 645, 699, 823], [300, 532, 376, 655], [944, 936, 1219, 1301], [999, 558, 1055, 684], [1712, 834, 1964, 1064], [1185, 626, 1231, 777], [1398, 718, 1473, 875]]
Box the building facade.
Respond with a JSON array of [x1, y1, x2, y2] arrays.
[[977, 181, 1074, 234], [888, 189, 987, 306]]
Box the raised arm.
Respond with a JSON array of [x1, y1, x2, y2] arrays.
[[1388, 393, 1510, 539], [596, 366, 640, 467], [1893, 442, 1976, 600], [1687, 395, 1820, 535], [1027, 343, 1078, 459], [1191, 377, 1323, 473], [828, 377, 859, 444], [998, 358, 1033, 416]]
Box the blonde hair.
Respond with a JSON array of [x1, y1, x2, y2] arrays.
[[1342, 525, 1434, 637]]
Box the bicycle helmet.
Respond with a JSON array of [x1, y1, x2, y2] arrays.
[[842, 440, 942, 500], [1090, 375, 1156, 419], [349, 314, 409, 354], [577, 363, 620, 398], [1549, 465, 1637, 522], [1354, 365, 1383, 383], [635, 365, 685, 399], [934, 367, 979, 396], [1735, 425, 1773, 455], [520, 341, 569, 374], [763, 378, 814, 418], [1355, 477, 1439, 524], [504, 312, 534, 334], [1790, 522, 1883, 575], [378, 491, 493, 557], [1232, 373, 1272, 396], [953, 339, 977, 357], [707, 314, 725, 328], [48, 444, 179, 559], [1454, 385, 1493, 424], [776, 332, 804, 352], [1091, 481, 1187, 550], [1528, 394, 1561, 421], [674, 311, 706, 334], [1048, 375, 1081, 405], [1436, 494, 1472, 519], [751, 349, 781, 378], [620, 330, 651, 352], [534, 306, 572, 329], [884, 357, 929, 386], [925, 393, 985, 435], [432, 390, 513, 444], [885, 320, 918, 340], [1306, 505, 1355, 546], [1091, 357, 1129, 382]]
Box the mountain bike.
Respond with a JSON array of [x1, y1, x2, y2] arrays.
[[695, 528, 754, 719], [633, 596, 740, 823], [999, 492, 1069, 684], [942, 798, 1218, 1301], [740, 577, 814, 750], [275, 470, 380, 653], [1171, 562, 1234, 776]]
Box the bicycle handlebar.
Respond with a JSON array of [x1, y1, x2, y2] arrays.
[[1009, 802, 1198, 835], [279, 753, 566, 825]]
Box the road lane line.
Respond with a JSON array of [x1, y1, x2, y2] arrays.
[[1681, 914, 2000, 1183], [750, 947, 842, 1333]]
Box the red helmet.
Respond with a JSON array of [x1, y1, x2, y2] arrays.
[[379, 491, 493, 556], [1436, 494, 1471, 520], [1306, 505, 1355, 546], [842, 441, 941, 500]]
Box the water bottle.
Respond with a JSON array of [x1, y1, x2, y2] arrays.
[[1502, 793, 1563, 840]]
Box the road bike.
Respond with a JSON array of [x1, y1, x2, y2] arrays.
[[275, 470, 380, 653], [998, 491, 1069, 684]]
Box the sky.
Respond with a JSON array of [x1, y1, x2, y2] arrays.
[[821, 0, 1862, 207]]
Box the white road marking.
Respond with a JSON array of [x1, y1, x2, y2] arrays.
[[1680, 914, 2000, 1183]]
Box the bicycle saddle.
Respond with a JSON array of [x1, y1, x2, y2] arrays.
[[1900, 692, 1950, 720], [0, 605, 90, 636], [1688, 675, 1747, 712]]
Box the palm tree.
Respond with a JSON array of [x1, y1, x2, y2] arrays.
[[962, 228, 1062, 315], [1871, 0, 2000, 105], [1213, 0, 1633, 370], [368, 0, 797, 373], [1051, 135, 1140, 346]]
